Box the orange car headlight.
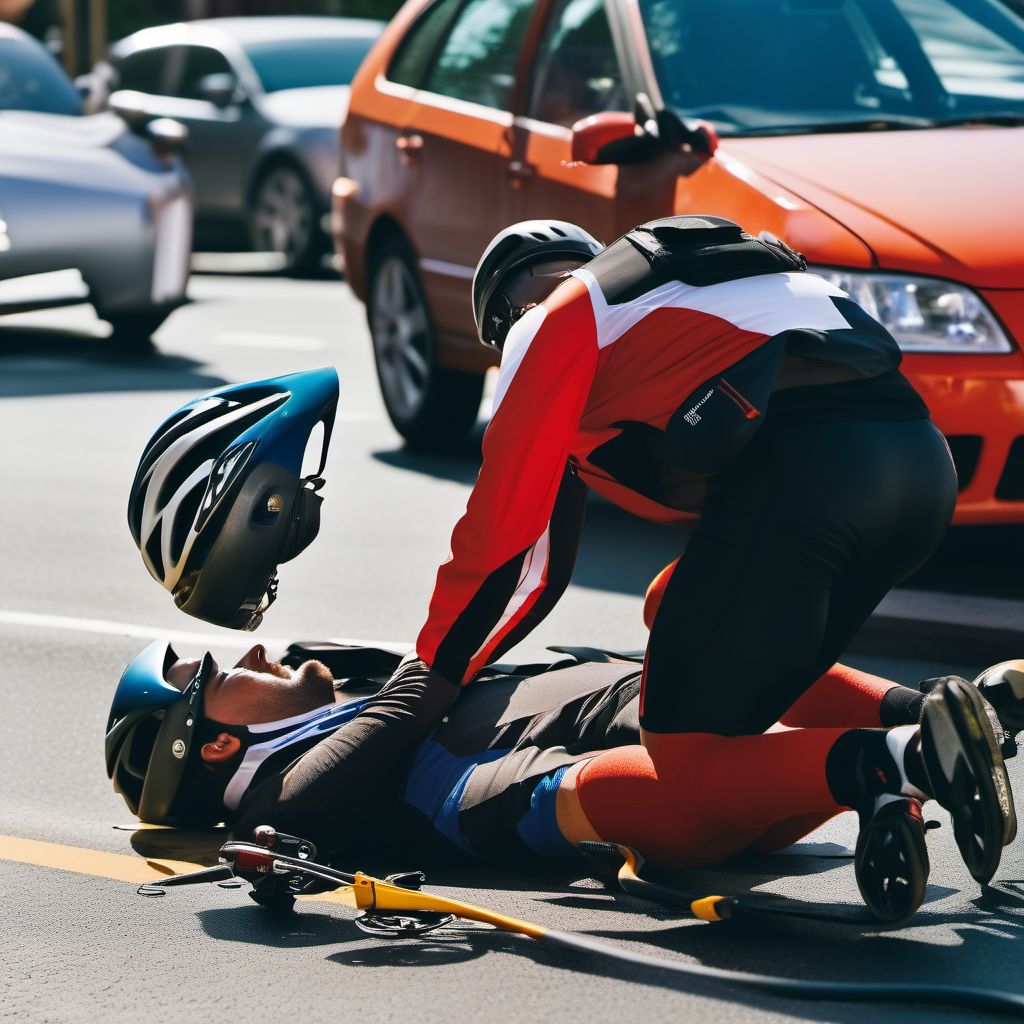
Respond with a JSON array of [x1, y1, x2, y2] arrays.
[[811, 268, 1013, 354]]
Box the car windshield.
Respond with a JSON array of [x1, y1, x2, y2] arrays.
[[0, 37, 81, 115], [638, 0, 1024, 136], [243, 34, 380, 92]]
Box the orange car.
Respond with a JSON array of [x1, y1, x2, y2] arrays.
[[333, 0, 1024, 524]]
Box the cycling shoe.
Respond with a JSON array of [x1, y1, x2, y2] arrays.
[[855, 794, 929, 924], [921, 664, 1024, 759], [974, 660, 1024, 758], [919, 677, 1016, 884]]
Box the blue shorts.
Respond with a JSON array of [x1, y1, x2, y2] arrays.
[[401, 662, 641, 864]]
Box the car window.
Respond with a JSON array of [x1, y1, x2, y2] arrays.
[[0, 37, 81, 115], [176, 46, 234, 100], [528, 0, 626, 126], [244, 34, 382, 92], [388, 0, 464, 88], [421, 0, 536, 110], [890, 0, 1024, 102], [116, 46, 171, 94], [638, 0, 1024, 135]]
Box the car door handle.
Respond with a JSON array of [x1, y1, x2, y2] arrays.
[[508, 160, 535, 186], [395, 133, 424, 163]]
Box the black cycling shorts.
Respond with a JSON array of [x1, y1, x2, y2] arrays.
[[641, 399, 957, 735]]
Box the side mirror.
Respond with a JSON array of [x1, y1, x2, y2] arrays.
[[570, 111, 641, 164], [198, 72, 241, 108], [109, 88, 154, 128], [145, 117, 188, 156], [570, 106, 719, 166]]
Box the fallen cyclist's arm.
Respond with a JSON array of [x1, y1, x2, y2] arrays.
[[232, 655, 458, 843]]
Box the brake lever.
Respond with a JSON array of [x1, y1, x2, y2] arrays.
[[138, 863, 235, 897]]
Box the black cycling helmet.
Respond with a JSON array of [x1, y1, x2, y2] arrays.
[[128, 368, 339, 630], [472, 220, 603, 349], [105, 640, 218, 825]]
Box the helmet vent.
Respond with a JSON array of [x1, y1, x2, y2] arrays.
[[156, 401, 283, 509], [136, 399, 231, 492], [531, 231, 549, 241], [551, 226, 566, 237], [169, 478, 207, 565], [144, 529, 165, 581]]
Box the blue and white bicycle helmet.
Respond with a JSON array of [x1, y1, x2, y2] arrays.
[[128, 368, 339, 630], [105, 640, 218, 825]]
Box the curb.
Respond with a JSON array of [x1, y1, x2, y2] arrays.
[[851, 589, 1024, 665]]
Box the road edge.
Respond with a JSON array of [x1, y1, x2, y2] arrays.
[[852, 589, 1024, 665]]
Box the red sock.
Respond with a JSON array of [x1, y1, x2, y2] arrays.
[[576, 729, 845, 870], [780, 663, 901, 728]]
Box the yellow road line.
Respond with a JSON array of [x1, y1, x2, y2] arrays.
[[0, 834, 205, 884], [0, 833, 357, 907]]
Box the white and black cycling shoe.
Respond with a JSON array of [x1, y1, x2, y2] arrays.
[[855, 794, 930, 924], [919, 676, 1016, 885], [973, 660, 1024, 761]]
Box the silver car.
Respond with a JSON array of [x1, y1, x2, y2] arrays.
[[0, 24, 192, 343], [102, 16, 384, 275]]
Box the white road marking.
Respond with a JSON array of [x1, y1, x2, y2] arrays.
[[212, 331, 328, 351], [0, 610, 410, 652], [337, 410, 386, 422]]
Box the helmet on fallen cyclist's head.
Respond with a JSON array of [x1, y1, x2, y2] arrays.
[[473, 220, 603, 350], [128, 368, 338, 631], [105, 640, 221, 826]]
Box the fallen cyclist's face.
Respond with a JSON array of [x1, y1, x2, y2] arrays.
[[167, 644, 336, 727]]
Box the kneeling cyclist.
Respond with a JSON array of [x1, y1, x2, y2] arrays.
[[405, 215, 1016, 897]]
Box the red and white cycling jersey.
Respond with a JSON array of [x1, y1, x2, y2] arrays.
[[416, 235, 904, 685]]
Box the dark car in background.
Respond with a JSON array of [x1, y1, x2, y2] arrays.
[[100, 16, 383, 273], [0, 23, 192, 343]]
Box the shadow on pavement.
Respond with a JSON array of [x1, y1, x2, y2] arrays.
[[372, 439, 483, 487], [373, 443, 687, 598], [192, 891, 1024, 1024], [199, 905, 360, 948], [330, 934, 491, 969], [375, 443, 1024, 602], [0, 324, 227, 398], [130, 826, 228, 865]]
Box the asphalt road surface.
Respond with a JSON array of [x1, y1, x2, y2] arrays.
[[1, 273, 1022, 1024]]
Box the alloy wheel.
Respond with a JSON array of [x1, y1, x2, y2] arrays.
[[370, 255, 432, 421], [250, 166, 314, 268]]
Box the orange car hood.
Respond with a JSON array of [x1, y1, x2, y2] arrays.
[[724, 127, 1024, 289]]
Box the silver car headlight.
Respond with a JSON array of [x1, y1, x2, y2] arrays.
[[811, 268, 1013, 354]]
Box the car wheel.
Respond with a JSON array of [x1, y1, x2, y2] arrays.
[[368, 237, 484, 451], [106, 308, 173, 345], [248, 163, 322, 275]]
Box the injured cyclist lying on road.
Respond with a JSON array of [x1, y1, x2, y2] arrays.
[[107, 629, 1024, 927]]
